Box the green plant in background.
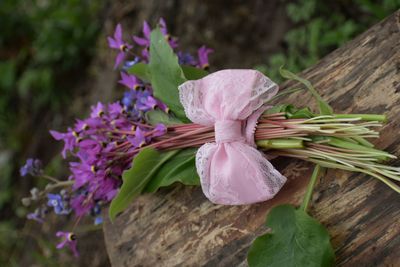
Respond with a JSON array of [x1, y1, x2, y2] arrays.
[[257, 0, 400, 82], [0, 0, 104, 265], [0, 0, 102, 145]]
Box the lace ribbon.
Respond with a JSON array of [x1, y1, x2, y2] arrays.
[[178, 69, 286, 205]]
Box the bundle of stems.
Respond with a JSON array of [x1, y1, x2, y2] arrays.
[[145, 111, 400, 193]]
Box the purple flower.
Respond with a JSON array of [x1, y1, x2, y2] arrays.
[[133, 19, 178, 60], [69, 162, 94, 189], [70, 194, 94, 217], [56, 231, 79, 257], [50, 129, 77, 158], [47, 194, 70, 215], [132, 21, 151, 47], [158, 18, 178, 48], [74, 120, 89, 132], [136, 90, 157, 111], [20, 158, 43, 177], [197, 46, 213, 69], [158, 18, 168, 35], [90, 102, 105, 118], [74, 118, 103, 136], [108, 102, 124, 119], [119, 72, 141, 90], [91, 177, 119, 201], [128, 127, 147, 148], [153, 124, 167, 137], [107, 24, 133, 69], [156, 100, 169, 113], [76, 140, 102, 165], [48, 19, 210, 224]]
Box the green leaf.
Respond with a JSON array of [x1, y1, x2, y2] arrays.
[[279, 67, 333, 115], [265, 104, 314, 119], [181, 65, 208, 80], [127, 62, 151, 82], [288, 107, 315, 119], [109, 148, 178, 221], [149, 28, 188, 121], [143, 148, 200, 193], [300, 165, 322, 212], [265, 104, 292, 115], [145, 109, 183, 126], [248, 204, 335, 267], [266, 87, 304, 103]]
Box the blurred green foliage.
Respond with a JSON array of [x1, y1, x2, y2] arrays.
[[0, 0, 104, 265], [257, 0, 400, 82], [0, 0, 101, 144]]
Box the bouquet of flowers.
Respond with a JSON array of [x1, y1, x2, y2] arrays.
[[21, 19, 399, 266]]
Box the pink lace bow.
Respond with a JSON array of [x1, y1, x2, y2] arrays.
[[179, 69, 287, 205]]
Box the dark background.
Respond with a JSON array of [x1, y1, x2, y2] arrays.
[[1, 0, 399, 266]]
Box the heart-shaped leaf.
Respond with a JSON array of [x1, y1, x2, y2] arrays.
[[247, 204, 335, 267]]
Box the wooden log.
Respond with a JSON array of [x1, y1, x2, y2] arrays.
[[103, 10, 400, 267]]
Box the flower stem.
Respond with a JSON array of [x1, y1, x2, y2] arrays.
[[257, 139, 304, 149], [45, 180, 74, 191], [300, 165, 321, 213], [333, 114, 386, 122], [40, 174, 60, 183]]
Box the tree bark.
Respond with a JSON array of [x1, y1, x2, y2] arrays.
[[103, 9, 400, 267]]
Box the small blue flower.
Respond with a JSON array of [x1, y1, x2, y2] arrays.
[[27, 208, 45, 223], [122, 57, 140, 70], [94, 216, 103, 225], [121, 90, 137, 108], [178, 52, 197, 66], [47, 194, 70, 215], [20, 158, 43, 177], [92, 203, 101, 215]]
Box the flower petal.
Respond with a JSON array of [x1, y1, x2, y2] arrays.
[[114, 23, 122, 41]]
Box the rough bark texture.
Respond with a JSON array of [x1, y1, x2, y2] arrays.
[[103, 9, 400, 267]]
